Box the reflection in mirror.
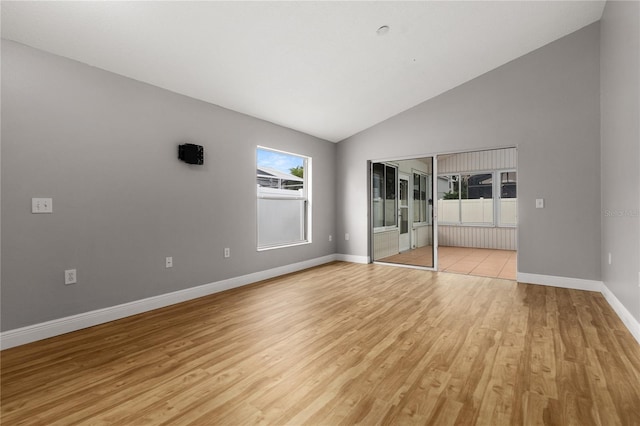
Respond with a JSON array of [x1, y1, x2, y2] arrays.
[[371, 157, 434, 268]]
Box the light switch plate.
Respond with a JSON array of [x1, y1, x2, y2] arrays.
[[535, 198, 544, 209], [32, 198, 53, 213]]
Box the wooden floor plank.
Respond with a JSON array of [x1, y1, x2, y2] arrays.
[[2, 262, 640, 425]]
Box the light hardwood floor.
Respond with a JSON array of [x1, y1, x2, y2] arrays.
[[2, 262, 640, 425]]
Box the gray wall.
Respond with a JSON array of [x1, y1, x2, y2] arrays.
[[336, 23, 601, 281], [1, 40, 336, 331], [600, 1, 640, 321]]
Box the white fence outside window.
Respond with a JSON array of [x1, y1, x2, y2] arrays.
[[437, 198, 517, 225], [257, 187, 306, 248]]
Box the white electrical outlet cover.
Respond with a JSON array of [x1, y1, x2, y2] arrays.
[[65, 269, 77, 285]]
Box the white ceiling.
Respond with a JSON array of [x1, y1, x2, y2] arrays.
[[1, 1, 605, 142]]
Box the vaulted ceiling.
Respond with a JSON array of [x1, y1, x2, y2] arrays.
[[1, 1, 605, 142]]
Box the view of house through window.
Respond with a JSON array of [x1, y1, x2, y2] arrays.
[[256, 147, 310, 250]]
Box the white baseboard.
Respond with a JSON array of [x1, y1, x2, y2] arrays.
[[0, 254, 337, 350], [4, 258, 638, 350], [336, 254, 369, 264], [601, 283, 640, 344], [517, 272, 603, 292]]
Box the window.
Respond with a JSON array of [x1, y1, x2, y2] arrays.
[[399, 178, 409, 234], [437, 175, 461, 223], [460, 173, 493, 224], [372, 163, 397, 229], [256, 147, 310, 250], [437, 170, 516, 226], [499, 171, 517, 226], [413, 172, 429, 224]]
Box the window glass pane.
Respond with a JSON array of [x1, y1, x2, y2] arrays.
[[399, 179, 408, 207], [400, 206, 408, 233], [411, 173, 429, 224], [385, 166, 396, 200], [461, 174, 493, 224], [413, 173, 421, 222], [501, 171, 517, 198], [500, 171, 517, 225], [385, 166, 396, 227], [257, 199, 305, 247], [420, 175, 427, 223], [399, 178, 409, 233], [462, 173, 493, 200], [257, 148, 305, 194], [437, 175, 460, 223], [372, 163, 385, 228], [257, 147, 309, 249]]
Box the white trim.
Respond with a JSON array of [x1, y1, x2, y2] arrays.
[[0, 254, 337, 350], [257, 240, 311, 252], [336, 254, 370, 264], [517, 272, 603, 292], [433, 157, 438, 270], [373, 226, 399, 234], [3, 260, 637, 350], [601, 283, 640, 344]]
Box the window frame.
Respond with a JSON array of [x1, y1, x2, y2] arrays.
[[412, 170, 431, 227], [437, 169, 517, 228], [497, 169, 517, 228], [256, 146, 312, 251]]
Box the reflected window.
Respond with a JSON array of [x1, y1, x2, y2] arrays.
[[372, 163, 398, 229]]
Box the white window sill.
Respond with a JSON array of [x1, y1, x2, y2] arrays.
[[257, 240, 311, 252]]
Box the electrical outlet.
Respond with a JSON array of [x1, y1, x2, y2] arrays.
[[166, 257, 173, 268], [608, 253, 612, 265], [32, 198, 53, 213], [345, 233, 350, 241], [224, 248, 231, 258], [329, 235, 332, 242], [535, 198, 544, 209], [65, 269, 77, 285]]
